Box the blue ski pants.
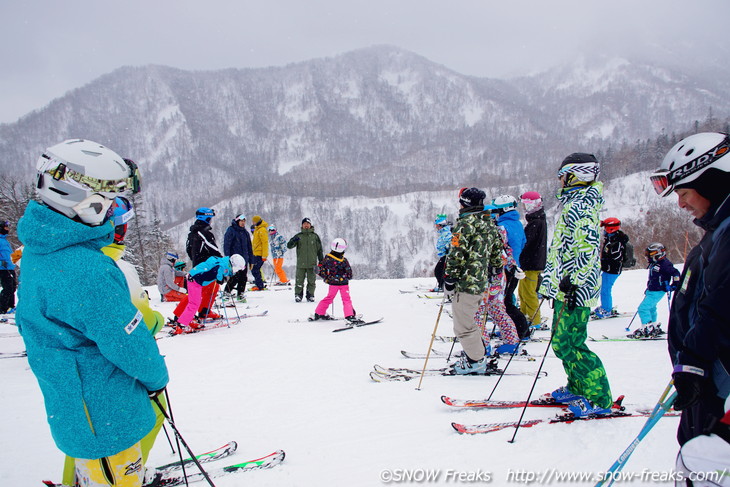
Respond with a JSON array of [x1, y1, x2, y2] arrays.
[[599, 272, 619, 312], [638, 290, 666, 324]]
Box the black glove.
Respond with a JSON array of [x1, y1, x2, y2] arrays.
[[489, 266, 503, 279], [443, 277, 456, 298], [148, 387, 166, 399], [672, 365, 706, 411], [558, 276, 579, 311]]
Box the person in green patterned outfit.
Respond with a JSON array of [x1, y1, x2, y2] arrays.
[[443, 188, 504, 374], [539, 153, 613, 417]]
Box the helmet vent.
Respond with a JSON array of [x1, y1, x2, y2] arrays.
[[80, 149, 103, 157], [685, 148, 695, 157], [48, 186, 69, 196]]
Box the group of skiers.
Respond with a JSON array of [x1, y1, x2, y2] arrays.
[[4, 131, 730, 486], [432, 134, 730, 482]]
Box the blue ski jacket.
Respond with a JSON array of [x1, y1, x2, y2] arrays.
[[16, 201, 169, 459], [189, 255, 234, 286], [646, 257, 680, 292], [497, 210, 526, 267], [223, 220, 253, 263], [0, 233, 15, 270]]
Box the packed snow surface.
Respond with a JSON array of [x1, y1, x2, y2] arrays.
[[1, 268, 683, 486]]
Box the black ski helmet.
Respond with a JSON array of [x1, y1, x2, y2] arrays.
[[558, 153, 600, 186]]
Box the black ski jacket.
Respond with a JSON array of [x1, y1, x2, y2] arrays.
[[600, 230, 629, 274], [519, 208, 547, 271], [187, 220, 222, 266], [668, 196, 730, 444]]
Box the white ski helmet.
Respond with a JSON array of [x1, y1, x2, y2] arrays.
[[492, 195, 518, 212], [230, 254, 246, 273], [36, 139, 140, 226], [651, 132, 730, 197], [331, 237, 348, 252], [268, 224, 277, 232]]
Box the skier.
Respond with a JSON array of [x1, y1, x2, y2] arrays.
[[0, 220, 17, 315], [287, 218, 324, 302], [223, 214, 253, 299], [517, 191, 548, 327], [16, 139, 168, 486], [492, 195, 529, 338], [170, 254, 246, 334], [432, 214, 452, 292], [157, 251, 187, 302], [593, 217, 636, 318], [312, 238, 360, 323], [473, 206, 520, 354], [250, 215, 269, 291], [539, 152, 614, 417], [649, 132, 730, 446], [62, 194, 168, 485], [186, 207, 223, 319], [443, 188, 503, 374], [631, 242, 679, 337], [268, 224, 290, 285]]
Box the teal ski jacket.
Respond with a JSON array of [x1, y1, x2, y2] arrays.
[[16, 201, 169, 459]]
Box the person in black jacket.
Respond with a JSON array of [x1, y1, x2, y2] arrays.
[[223, 214, 254, 300], [650, 132, 730, 450], [593, 217, 635, 318], [182, 207, 223, 319], [517, 191, 547, 327]]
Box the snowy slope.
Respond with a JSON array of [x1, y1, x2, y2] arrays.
[[1, 269, 682, 487]]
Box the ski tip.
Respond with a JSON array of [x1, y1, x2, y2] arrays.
[[451, 422, 467, 434]]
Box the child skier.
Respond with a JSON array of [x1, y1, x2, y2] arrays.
[[313, 238, 360, 323], [170, 254, 246, 334], [432, 214, 452, 292], [157, 251, 187, 302], [632, 242, 680, 337], [593, 217, 635, 318], [268, 224, 290, 285]]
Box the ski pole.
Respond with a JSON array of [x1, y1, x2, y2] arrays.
[[486, 345, 518, 401], [508, 299, 567, 443], [415, 293, 448, 391], [164, 390, 188, 485], [624, 310, 640, 332], [153, 393, 217, 487], [595, 381, 676, 487], [162, 423, 176, 455]]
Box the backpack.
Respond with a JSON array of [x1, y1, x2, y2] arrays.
[[622, 239, 636, 268]]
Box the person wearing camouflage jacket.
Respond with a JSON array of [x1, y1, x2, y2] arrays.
[[444, 188, 503, 367], [540, 153, 613, 413]]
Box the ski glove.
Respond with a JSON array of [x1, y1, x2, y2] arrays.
[[558, 276, 579, 311], [672, 365, 706, 411], [443, 277, 456, 298], [514, 267, 526, 280], [148, 387, 166, 399]]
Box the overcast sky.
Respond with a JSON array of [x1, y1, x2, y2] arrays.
[[1, 0, 727, 124]]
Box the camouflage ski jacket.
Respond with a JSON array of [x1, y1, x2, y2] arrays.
[[540, 182, 603, 307], [444, 207, 503, 295]]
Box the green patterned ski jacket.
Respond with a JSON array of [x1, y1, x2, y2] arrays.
[[540, 182, 603, 307], [445, 206, 503, 295]]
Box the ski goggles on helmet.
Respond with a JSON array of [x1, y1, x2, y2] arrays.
[[650, 137, 730, 197], [42, 157, 141, 197]]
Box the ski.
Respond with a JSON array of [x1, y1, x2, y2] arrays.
[[159, 312, 269, 338], [589, 311, 634, 321], [433, 335, 549, 344], [332, 318, 383, 333], [589, 334, 667, 342], [157, 449, 285, 486], [451, 409, 679, 435], [441, 396, 567, 409], [370, 363, 547, 382], [42, 449, 284, 487], [155, 440, 238, 475], [288, 313, 363, 324], [0, 350, 26, 359], [400, 349, 536, 362]]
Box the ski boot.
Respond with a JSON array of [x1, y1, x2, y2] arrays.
[[345, 315, 365, 325], [452, 354, 490, 375], [550, 386, 582, 404], [567, 397, 612, 417], [312, 313, 334, 321]]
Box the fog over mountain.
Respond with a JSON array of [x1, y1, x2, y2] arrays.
[[1, 46, 727, 278]]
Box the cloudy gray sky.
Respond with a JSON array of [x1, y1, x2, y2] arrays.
[[1, 0, 727, 124]]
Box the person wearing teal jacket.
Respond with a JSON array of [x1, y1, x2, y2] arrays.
[[17, 139, 168, 485]]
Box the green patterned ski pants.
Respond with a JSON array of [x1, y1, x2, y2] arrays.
[[551, 300, 613, 408]]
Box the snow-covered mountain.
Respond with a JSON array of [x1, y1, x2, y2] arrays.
[[0, 46, 725, 276]]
